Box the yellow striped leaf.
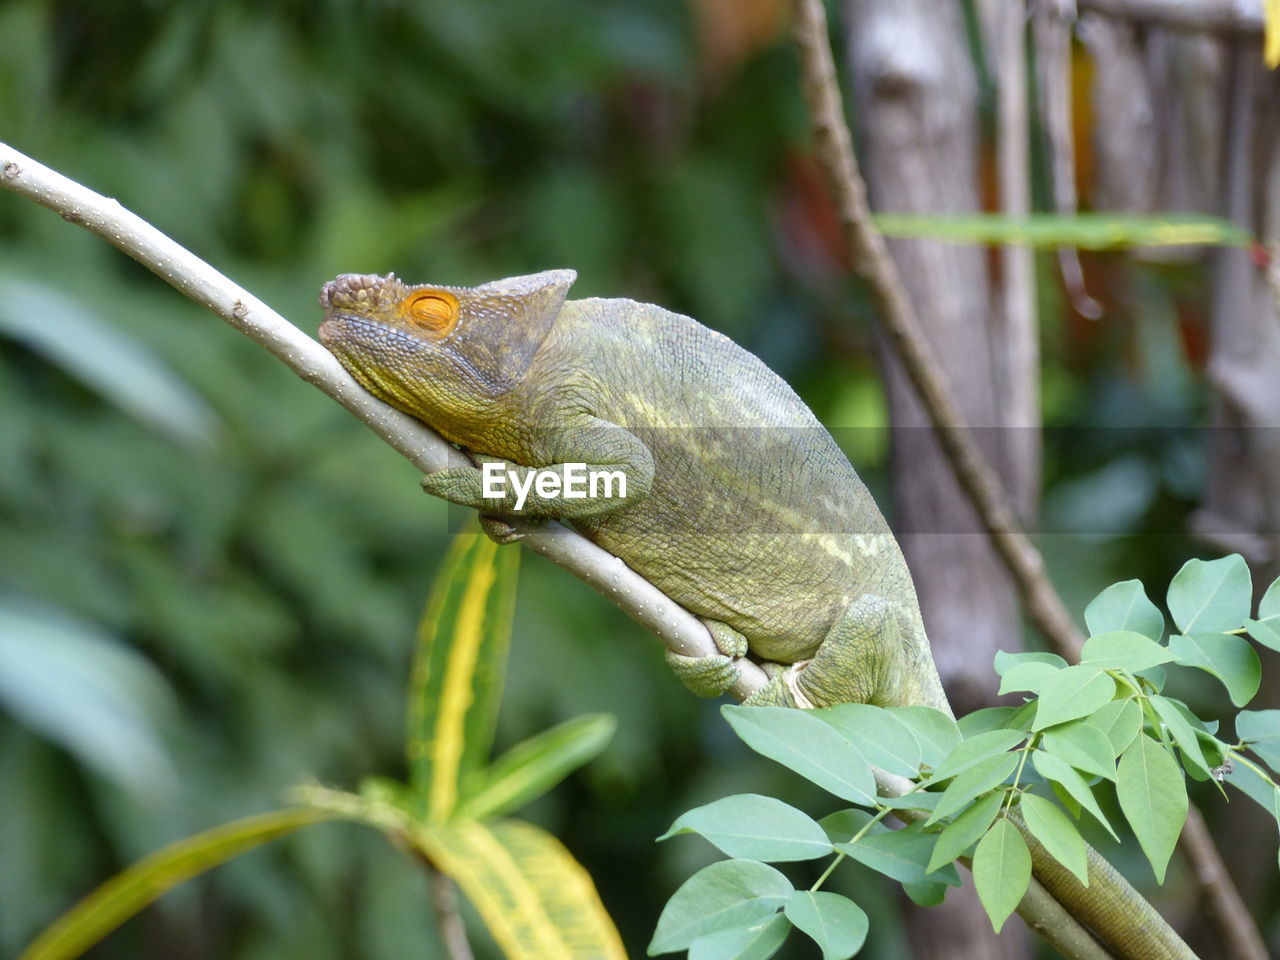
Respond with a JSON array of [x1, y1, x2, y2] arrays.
[[408, 528, 520, 822], [19, 808, 340, 960], [457, 713, 616, 821], [412, 818, 626, 960]]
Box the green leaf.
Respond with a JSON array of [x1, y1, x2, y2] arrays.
[[1085, 699, 1143, 755], [928, 729, 1026, 783], [1167, 555, 1252, 634], [1019, 794, 1089, 885], [688, 914, 790, 960], [1244, 617, 1280, 653], [835, 824, 960, 886], [784, 892, 868, 960], [885, 706, 962, 769], [1032, 666, 1117, 731], [819, 809, 876, 843], [456, 713, 616, 821], [1168, 633, 1261, 707], [1259, 575, 1280, 619], [1135, 664, 1167, 693], [1085, 580, 1165, 640], [972, 818, 1031, 933], [902, 881, 949, 907], [0, 276, 218, 447], [20, 808, 341, 960], [1236, 710, 1280, 773], [816, 703, 922, 777], [1223, 753, 1279, 812], [1050, 780, 1082, 819], [1116, 735, 1188, 883], [998, 661, 1062, 696], [1079, 631, 1174, 673], [993, 650, 1068, 676], [1031, 750, 1118, 840], [925, 753, 1018, 826], [1195, 730, 1229, 771], [1148, 696, 1212, 779], [0, 598, 178, 794], [408, 530, 521, 822], [1222, 763, 1280, 870], [871, 212, 1251, 250], [722, 706, 875, 805], [418, 818, 627, 960], [927, 791, 1004, 872], [957, 707, 1022, 738], [649, 860, 793, 954], [659, 795, 833, 863], [1041, 721, 1118, 780]]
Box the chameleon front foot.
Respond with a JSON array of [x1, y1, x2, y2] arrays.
[[665, 649, 740, 698], [420, 467, 483, 504], [664, 617, 750, 698]]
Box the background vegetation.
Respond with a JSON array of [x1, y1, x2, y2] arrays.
[[1, 1, 1275, 957]]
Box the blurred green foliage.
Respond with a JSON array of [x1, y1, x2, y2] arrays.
[[0, 0, 1270, 957]]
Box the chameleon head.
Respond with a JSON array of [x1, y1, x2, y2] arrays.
[[318, 269, 576, 429]]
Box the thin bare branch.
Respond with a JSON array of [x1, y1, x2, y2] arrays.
[[994, 0, 1043, 513], [0, 140, 770, 701], [428, 869, 476, 960], [788, 2, 1246, 958], [1078, 0, 1263, 32], [1034, 1, 1104, 320], [789, 0, 1083, 659]]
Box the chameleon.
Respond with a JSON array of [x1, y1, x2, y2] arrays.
[[318, 268, 948, 712]]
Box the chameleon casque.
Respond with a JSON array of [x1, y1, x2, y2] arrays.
[[319, 269, 948, 712]]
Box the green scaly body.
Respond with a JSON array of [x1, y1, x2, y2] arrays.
[[319, 268, 946, 711]]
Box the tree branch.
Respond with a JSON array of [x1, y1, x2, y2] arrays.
[[0, 140, 768, 699], [790, 0, 1083, 660], [1077, 0, 1263, 32], [788, 1, 1242, 958], [428, 868, 476, 960]]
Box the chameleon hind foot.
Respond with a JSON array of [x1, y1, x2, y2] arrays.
[[478, 514, 530, 544]]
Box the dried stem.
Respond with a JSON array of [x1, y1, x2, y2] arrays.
[[788, 1, 1250, 957], [1077, 0, 1263, 32], [428, 868, 476, 960], [789, 0, 1082, 658]]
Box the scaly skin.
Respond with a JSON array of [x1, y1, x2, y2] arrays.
[[318, 269, 948, 712]]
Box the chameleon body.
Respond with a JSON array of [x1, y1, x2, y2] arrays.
[[319, 269, 947, 711]]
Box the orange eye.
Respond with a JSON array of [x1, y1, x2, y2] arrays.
[[403, 290, 459, 333]]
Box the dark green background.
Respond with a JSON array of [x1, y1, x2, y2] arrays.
[[0, 2, 1269, 957]]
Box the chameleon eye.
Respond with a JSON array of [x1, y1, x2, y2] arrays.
[[404, 290, 459, 334]]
